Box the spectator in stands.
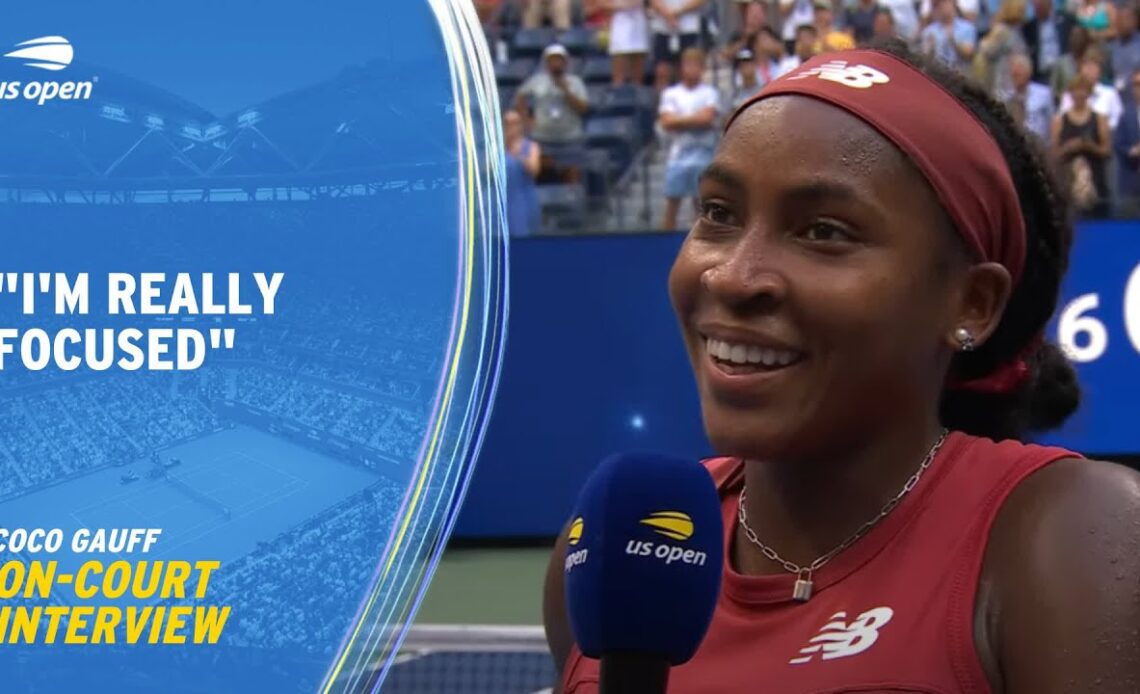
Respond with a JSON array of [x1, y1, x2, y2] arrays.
[[922, 0, 979, 72], [879, 0, 921, 43], [1118, 88, 1140, 210], [845, 0, 881, 45], [659, 47, 721, 230], [872, 7, 900, 42], [504, 108, 542, 237], [1111, 5, 1140, 93], [1075, 0, 1116, 42], [605, 0, 651, 85], [1059, 48, 1123, 128], [753, 26, 800, 82], [515, 44, 590, 144], [920, 0, 980, 25], [649, 0, 708, 86], [1050, 25, 1092, 99], [1002, 53, 1055, 143], [1115, 68, 1140, 212], [731, 49, 764, 108], [721, 1, 768, 64], [1053, 74, 1112, 217], [583, 0, 612, 31], [814, 1, 856, 52], [780, 0, 817, 54], [1022, 0, 1076, 83], [523, 0, 572, 30], [975, 0, 1028, 95], [790, 24, 820, 68]]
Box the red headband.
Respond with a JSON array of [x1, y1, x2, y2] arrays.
[[726, 50, 1031, 394]]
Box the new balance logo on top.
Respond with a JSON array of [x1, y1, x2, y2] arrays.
[[788, 61, 890, 89], [788, 607, 894, 665], [4, 36, 73, 71]]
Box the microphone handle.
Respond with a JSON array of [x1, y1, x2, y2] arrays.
[[599, 652, 670, 694]]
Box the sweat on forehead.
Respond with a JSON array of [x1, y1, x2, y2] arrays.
[[724, 95, 902, 179]]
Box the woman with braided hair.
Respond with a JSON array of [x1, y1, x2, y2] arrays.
[[544, 38, 1140, 693]]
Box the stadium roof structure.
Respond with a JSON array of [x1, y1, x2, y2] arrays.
[[0, 58, 461, 203]]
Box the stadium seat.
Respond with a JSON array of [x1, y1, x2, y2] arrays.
[[495, 57, 538, 87], [537, 183, 587, 231], [557, 28, 601, 56], [513, 28, 559, 58], [581, 56, 613, 85], [585, 116, 638, 149], [589, 85, 641, 118]]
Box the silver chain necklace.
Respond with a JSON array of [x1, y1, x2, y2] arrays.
[[736, 428, 949, 603]]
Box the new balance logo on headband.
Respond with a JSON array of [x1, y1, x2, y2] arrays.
[[787, 61, 890, 89]]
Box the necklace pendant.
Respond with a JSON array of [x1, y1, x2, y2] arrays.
[[793, 578, 813, 602]]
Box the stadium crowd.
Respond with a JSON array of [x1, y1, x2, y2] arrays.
[[210, 484, 404, 653], [487, 0, 1140, 231]]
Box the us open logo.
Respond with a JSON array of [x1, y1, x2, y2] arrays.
[[1, 36, 95, 105], [626, 511, 708, 566]]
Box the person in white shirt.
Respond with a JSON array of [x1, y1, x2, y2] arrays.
[[658, 47, 721, 230], [1058, 49, 1124, 129]]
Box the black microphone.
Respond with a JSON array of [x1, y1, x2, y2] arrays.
[[563, 453, 724, 693]]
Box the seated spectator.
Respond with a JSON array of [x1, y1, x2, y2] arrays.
[[650, 0, 707, 85], [780, 0, 817, 54], [503, 108, 542, 237], [658, 48, 720, 230], [879, 0, 921, 43], [789, 23, 820, 69], [604, 0, 651, 85], [731, 48, 764, 108], [814, 1, 856, 52], [1059, 47, 1123, 128], [1001, 53, 1055, 143], [515, 44, 590, 144], [872, 7, 900, 43], [920, 0, 980, 24], [752, 26, 800, 82], [1022, 0, 1076, 83], [1113, 68, 1140, 211], [1075, 0, 1116, 42], [922, 0, 979, 73], [845, 0, 880, 45], [975, 0, 1028, 94], [1052, 74, 1112, 217], [1111, 5, 1140, 92], [1050, 24, 1093, 99], [523, 0, 572, 30]]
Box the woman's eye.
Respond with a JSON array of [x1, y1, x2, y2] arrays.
[[700, 202, 734, 225], [800, 221, 855, 243]]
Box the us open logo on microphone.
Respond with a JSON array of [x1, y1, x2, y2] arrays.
[[625, 511, 708, 567], [1, 37, 96, 105], [564, 517, 589, 573]]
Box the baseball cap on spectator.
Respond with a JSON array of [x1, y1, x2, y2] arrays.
[[543, 43, 570, 60]]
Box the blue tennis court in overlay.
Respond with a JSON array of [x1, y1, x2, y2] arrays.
[[0, 425, 384, 575]]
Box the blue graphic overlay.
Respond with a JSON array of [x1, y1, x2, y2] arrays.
[[0, 1, 507, 691]]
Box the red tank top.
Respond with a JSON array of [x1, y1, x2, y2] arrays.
[[561, 431, 1076, 694]]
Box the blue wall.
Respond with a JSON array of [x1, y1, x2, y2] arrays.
[[455, 221, 1140, 539]]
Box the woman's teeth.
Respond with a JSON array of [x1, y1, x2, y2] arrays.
[[706, 338, 799, 367]]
